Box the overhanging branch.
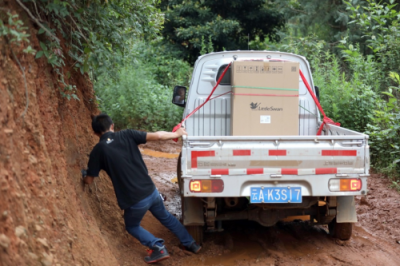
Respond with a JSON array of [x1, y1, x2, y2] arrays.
[[15, 0, 60, 44]]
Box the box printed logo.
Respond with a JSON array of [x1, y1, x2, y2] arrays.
[[250, 102, 260, 109], [237, 65, 283, 74], [250, 102, 283, 111]]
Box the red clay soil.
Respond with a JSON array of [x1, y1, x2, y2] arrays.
[[0, 2, 118, 265], [1, 3, 400, 266]]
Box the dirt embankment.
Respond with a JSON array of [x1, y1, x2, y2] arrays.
[[0, 2, 123, 265]]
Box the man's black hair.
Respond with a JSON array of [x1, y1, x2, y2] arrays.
[[92, 113, 113, 134]]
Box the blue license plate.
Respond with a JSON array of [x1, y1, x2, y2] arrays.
[[250, 187, 302, 203]]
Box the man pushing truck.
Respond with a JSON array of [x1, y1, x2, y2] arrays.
[[82, 113, 201, 264]]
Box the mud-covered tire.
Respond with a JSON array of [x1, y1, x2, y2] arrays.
[[328, 218, 353, 240], [177, 153, 205, 244], [185, 225, 204, 244], [177, 153, 183, 194]]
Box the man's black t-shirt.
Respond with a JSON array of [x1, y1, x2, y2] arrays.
[[86, 130, 155, 210]]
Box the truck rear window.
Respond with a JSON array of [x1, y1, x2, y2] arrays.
[[216, 64, 231, 85]]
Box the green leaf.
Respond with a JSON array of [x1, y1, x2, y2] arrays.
[[381, 91, 394, 97], [71, 94, 80, 101], [35, 51, 44, 59], [39, 42, 47, 51], [23, 45, 36, 55]]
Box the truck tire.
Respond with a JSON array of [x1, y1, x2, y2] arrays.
[[177, 153, 183, 193], [185, 225, 204, 244], [177, 153, 205, 244], [328, 218, 353, 240]]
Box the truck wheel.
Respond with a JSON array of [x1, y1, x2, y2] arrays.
[[185, 225, 204, 244], [177, 153, 183, 194], [177, 153, 205, 244], [328, 218, 353, 240]]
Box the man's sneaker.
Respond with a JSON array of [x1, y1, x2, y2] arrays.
[[144, 245, 170, 264], [186, 242, 202, 254]]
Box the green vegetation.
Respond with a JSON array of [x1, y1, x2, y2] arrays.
[[4, 0, 399, 183], [366, 72, 400, 186], [344, 0, 400, 184], [160, 0, 285, 63], [9, 0, 163, 100], [0, 11, 35, 54], [266, 0, 400, 183], [94, 40, 192, 131], [95, 62, 182, 132]]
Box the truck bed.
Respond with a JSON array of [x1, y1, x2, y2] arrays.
[[185, 51, 320, 136]]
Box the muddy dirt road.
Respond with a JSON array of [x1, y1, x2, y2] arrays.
[[101, 141, 400, 266], [1, 3, 398, 265]]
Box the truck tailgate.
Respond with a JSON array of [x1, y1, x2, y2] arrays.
[[181, 124, 369, 197]]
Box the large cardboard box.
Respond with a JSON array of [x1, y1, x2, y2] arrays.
[[231, 60, 300, 136]]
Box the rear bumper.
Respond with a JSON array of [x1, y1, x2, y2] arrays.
[[181, 174, 368, 197]]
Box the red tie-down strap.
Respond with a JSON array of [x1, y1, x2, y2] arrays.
[[298, 69, 340, 135], [172, 59, 339, 140], [172, 62, 232, 141]]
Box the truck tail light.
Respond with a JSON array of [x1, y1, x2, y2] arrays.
[[329, 178, 362, 192], [190, 181, 201, 192], [189, 179, 224, 193]]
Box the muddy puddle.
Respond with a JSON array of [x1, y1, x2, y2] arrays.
[[140, 148, 179, 159], [151, 171, 182, 221]]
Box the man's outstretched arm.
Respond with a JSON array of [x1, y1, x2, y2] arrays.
[[146, 127, 187, 141]]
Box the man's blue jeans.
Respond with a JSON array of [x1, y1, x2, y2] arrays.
[[124, 188, 195, 248]]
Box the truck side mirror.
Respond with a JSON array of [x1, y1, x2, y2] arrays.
[[314, 86, 320, 102], [172, 86, 187, 107]]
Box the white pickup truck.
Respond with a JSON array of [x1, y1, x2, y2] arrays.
[[171, 51, 369, 243]]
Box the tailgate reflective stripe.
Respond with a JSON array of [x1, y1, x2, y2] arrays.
[[191, 151, 215, 168], [190, 149, 358, 166], [189, 167, 365, 176], [190, 169, 211, 175], [268, 150, 287, 156], [281, 168, 298, 175], [298, 169, 315, 175], [263, 168, 281, 174], [321, 150, 357, 156], [247, 168, 264, 175], [233, 150, 251, 156], [229, 169, 247, 175], [211, 169, 229, 175], [338, 168, 364, 174], [316, 168, 337, 174], [190, 149, 362, 172]]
